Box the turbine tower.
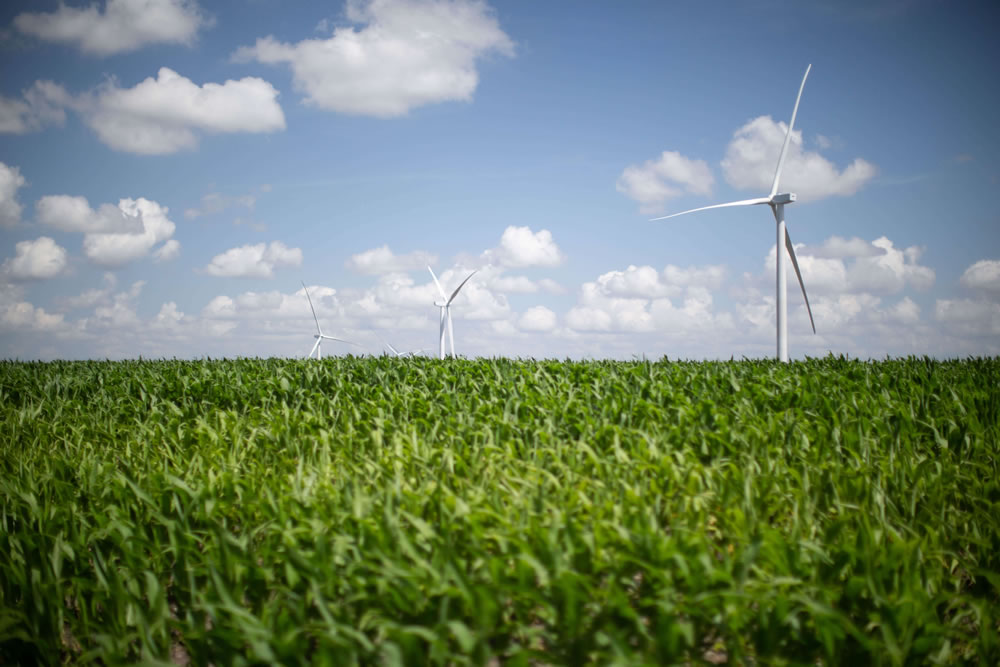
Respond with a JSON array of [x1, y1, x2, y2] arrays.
[[428, 266, 477, 360], [302, 282, 357, 359], [651, 64, 817, 362]]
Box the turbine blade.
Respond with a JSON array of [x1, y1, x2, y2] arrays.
[[650, 197, 771, 221], [308, 338, 320, 359], [386, 341, 401, 356], [428, 266, 447, 300], [302, 281, 323, 335], [784, 227, 816, 334], [322, 335, 362, 346], [447, 270, 478, 305], [769, 64, 811, 198]]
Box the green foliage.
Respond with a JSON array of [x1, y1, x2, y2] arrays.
[[1, 356, 998, 664]]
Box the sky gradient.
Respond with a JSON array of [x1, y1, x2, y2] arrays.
[[1, 0, 998, 360]]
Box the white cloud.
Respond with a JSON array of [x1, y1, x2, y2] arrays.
[[0, 81, 72, 134], [233, 0, 514, 117], [0, 285, 64, 332], [934, 298, 1000, 337], [960, 259, 1000, 293], [845, 237, 934, 293], [184, 191, 258, 219], [2, 237, 68, 280], [0, 162, 27, 228], [14, 0, 211, 56], [80, 67, 285, 154], [801, 235, 886, 259], [37, 195, 177, 267], [721, 116, 876, 200], [888, 296, 920, 324], [616, 150, 714, 214], [153, 239, 180, 262], [36, 194, 143, 233], [205, 241, 303, 278], [483, 226, 564, 268], [58, 273, 117, 311], [518, 305, 556, 332], [763, 235, 934, 295], [345, 245, 438, 274]]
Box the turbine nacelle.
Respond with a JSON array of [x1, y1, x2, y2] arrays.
[[770, 192, 797, 205]]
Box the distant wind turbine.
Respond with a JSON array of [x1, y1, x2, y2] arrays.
[[375, 331, 424, 358], [302, 281, 358, 359], [651, 64, 817, 362], [428, 266, 477, 360]]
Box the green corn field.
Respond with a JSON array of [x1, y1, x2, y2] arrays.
[[1, 356, 998, 664]]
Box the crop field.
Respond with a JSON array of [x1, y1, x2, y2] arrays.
[[1, 357, 999, 664]]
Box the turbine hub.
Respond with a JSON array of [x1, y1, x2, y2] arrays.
[[771, 192, 797, 205]]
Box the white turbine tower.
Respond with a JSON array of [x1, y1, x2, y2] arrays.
[[302, 282, 357, 359], [651, 64, 817, 362], [428, 266, 477, 360]]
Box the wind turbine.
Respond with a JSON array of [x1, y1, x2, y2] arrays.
[[374, 331, 424, 358], [427, 266, 477, 360], [651, 64, 817, 362], [301, 281, 358, 359]]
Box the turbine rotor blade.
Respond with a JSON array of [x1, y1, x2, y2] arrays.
[[320, 334, 360, 346], [650, 197, 771, 221], [308, 338, 320, 359], [302, 281, 323, 335], [769, 64, 811, 198], [780, 223, 816, 334], [386, 341, 401, 356], [428, 266, 447, 300], [447, 270, 478, 305]]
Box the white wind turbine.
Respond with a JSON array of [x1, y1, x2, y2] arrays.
[[651, 64, 817, 362], [302, 282, 358, 359], [374, 331, 425, 358], [428, 266, 477, 360]]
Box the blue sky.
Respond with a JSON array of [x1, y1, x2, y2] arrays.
[[1, 0, 998, 360]]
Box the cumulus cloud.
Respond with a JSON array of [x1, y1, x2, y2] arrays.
[[721, 116, 876, 200], [37, 195, 178, 267], [518, 305, 556, 332], [0, 81, 72, 135], [13, 0, 211, 56], [960, 259, 1000, 294], [78, 67, 285, 154], [616, 151, 714, 214], [36, 194, 143, 233], [233, 0, 514, 117], [565, 263, 729, 335], [0, 285, 64, 332], [483, 226, 564, 268], [345, 245, 438, 274], [153, 239, 180, 262], [2, 237, 68, 281], [764, 235, 934, 295], [934, 298, 1000, 337], [0, 162, 27, 228], [205, 241, 303, 278]]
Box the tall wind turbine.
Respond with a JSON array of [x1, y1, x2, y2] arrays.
[[302, 282, 358, 359], [651, 64, 817, 362], [428, 266, 477, 360]]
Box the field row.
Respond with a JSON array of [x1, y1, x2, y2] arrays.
[[1, 357, 999, 664]]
